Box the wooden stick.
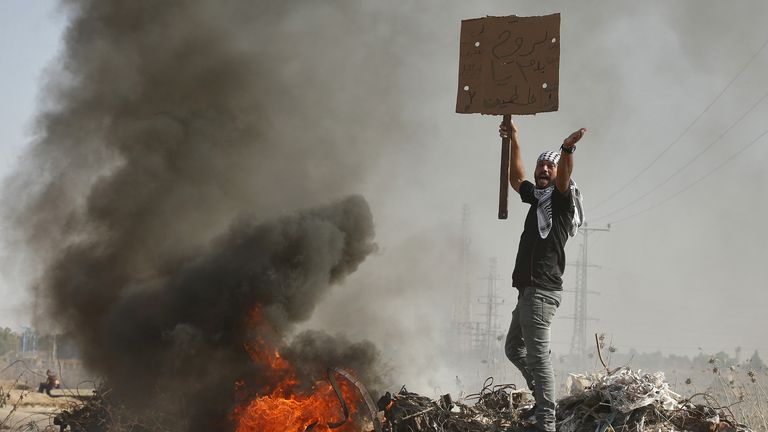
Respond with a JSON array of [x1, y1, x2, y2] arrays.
[[498, 114, 511, 219]]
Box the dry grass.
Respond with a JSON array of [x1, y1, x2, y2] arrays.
[[671, 360, 768, 431]]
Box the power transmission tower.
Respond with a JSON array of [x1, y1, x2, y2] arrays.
[[454, 205, 472, 324], [562, 225, 610, 357], [452, 205, 475, 352], [21, 327, 38, 358], [477, 257, 505, 377]]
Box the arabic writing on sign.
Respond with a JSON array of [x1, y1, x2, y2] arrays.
[[456, 14, 560, 115]]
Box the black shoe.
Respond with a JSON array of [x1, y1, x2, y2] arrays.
[[519, 404, 537, 420]]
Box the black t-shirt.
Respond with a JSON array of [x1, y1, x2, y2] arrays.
[[512, 180, 575, 290]]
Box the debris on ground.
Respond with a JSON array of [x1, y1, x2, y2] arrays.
[[379, 368, 753, 432], [30, 367, 755, 432], [49, 389, 169, 432], [377, 377, 531, 431], [52, 393, 111, 432]]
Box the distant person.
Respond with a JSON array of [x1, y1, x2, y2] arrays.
[[500, 119, 586, 432], [38, 369, 60, 396]]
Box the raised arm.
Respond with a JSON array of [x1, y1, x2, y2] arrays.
[[555, 128, 587, 193], [500, 119, 525, 193]]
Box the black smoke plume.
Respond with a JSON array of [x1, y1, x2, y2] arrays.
[[2, 0, 406, 429], [61, 195, 378, 429]]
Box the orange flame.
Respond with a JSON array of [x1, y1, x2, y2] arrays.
[[234, 380, 360, 432], [232, 308, 362, 432]]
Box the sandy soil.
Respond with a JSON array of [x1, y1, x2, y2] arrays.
[[1, 381, 95, 431]]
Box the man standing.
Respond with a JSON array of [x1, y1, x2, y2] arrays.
[[500, 119, 586, 432]]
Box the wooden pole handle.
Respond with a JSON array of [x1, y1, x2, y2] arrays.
[[498, 114, 511, 219]]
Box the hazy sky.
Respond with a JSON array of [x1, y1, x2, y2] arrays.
[[0, 0, 64, 320], [0, 1, 62, 177], [1, 0, 767, 393]]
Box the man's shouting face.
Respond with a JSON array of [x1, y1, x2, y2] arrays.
[[534, 159, 558, 189]]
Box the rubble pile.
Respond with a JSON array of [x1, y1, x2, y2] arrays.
[[39, 368, 754, 432], [378, 379, 531, 432], [380, 368, 753, 432]]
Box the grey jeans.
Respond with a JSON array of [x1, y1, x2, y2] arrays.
[[504, 287, 561, 432]]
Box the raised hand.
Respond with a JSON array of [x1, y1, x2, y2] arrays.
[[563, 128, 587, 147], [499, 120, 519, 139]]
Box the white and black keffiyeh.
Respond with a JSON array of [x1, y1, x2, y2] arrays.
[[533, 185, 556, 238], [533, 149, 585, 238], [538, 150, 560, 166], [533, 181, 584, 239], [570, 181, 584, 237]]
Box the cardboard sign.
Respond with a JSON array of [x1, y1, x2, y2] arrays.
[[456, 14, 560, 115]]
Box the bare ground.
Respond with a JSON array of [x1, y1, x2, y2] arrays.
[[1, 381, 95, 431]]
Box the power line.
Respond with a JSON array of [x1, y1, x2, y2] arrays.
[[590, 34, 768, 212], [590, 90, 768, 222], [607, 126, 768, 225]]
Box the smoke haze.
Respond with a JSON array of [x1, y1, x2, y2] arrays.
[[3, 0, 408, 428], [1, 0, 768, 427]]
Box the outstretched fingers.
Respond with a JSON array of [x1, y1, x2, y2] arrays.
[[564, 128, 587, 146]]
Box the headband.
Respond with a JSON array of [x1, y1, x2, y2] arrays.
[[537, 151, 560, 165]]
